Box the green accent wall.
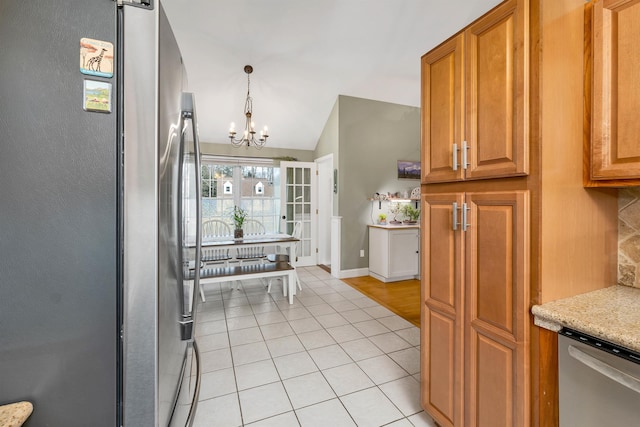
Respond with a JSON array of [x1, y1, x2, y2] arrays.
[[316, 95, 420, 272], [315, 98, 340, 216]]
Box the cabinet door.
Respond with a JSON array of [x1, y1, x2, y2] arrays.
[[465, 0, 529, 180], [589, 0, 640, 182], [422, 34, 465, 183], [368, 227, 389, 278], [388, 228, 419, 277], [421, 193, 464, 427], [464, 191, 529, 427]]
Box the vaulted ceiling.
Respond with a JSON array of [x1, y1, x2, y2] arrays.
[[163, 0, 502, 150]]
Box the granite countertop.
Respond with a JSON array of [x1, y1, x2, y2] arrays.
[[0, 401, 33, 427], [531, 285, 640, 352]]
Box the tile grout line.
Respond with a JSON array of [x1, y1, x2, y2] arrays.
[[194, 266, 429, 427]]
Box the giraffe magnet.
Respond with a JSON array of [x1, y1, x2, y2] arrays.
[[80, 38, 113, 78]]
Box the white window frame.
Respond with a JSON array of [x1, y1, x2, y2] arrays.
[[201, 156, 280, 234]]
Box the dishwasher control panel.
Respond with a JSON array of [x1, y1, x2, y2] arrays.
[[560, 328, 640, 365]]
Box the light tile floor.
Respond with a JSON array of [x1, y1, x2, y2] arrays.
[[193, 266, 437, 427]]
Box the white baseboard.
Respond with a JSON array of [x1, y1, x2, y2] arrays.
[[335, 268, 370, 279]]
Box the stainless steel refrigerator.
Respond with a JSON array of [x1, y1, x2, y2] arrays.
[[0, 1, 203, 426]]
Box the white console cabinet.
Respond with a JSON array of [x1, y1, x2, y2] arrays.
[[368, 224, 419, 282]]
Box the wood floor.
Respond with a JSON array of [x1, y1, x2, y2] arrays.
[[342, 276, 421, 327]]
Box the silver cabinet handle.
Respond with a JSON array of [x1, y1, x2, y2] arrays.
[[462, 140, 469, 170], [568, 345, 640, 394], [453, 202, 469, 231], [452, 143, 459, 171], [452, 202, 458, 231], [462, 202, 469, 231]]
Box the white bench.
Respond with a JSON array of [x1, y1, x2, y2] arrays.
[[191, 262, 297, 304]]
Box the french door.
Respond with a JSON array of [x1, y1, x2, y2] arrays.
[[279, 161, 317, 266]]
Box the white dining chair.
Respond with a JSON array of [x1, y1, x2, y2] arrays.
[[200, 219, 233, 300], [202, 219, 232, 238], [236, 219, 267, 264]]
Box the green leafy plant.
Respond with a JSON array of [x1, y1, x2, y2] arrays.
[[378, 213, 387, 221], [231, 206, 248, 230], [401, 204, 420, 222]]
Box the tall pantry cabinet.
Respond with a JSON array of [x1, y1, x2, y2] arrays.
[[419, 1, 619, 426]]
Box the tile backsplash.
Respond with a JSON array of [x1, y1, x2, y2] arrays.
[[619, 187, 640, 288]]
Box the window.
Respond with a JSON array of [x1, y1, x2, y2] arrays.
[[201, 156, 280, 234]]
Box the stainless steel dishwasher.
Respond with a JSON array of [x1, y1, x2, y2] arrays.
[[559, 328, 640, 426]]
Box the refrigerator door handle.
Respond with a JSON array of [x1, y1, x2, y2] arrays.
[[177, 112, 193, 341], [182, 92, 202, 336], [176, 93, 202, 342], [186, 340, 202, 427]]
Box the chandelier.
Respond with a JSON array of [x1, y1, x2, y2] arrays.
[[229, 65, 269, 148]]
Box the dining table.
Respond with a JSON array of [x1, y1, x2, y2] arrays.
[[193, 233, 301, 303], [201, 233, 298, 264]]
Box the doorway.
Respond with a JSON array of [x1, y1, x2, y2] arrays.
[[279, 161, 317, 266]]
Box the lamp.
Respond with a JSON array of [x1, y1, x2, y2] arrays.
[[229, 65, 269, 148]]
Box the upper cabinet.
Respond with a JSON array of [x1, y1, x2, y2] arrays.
[[422, 35, 464, 182], [586, 0, 640, 186], [422, 0, 529, 184]]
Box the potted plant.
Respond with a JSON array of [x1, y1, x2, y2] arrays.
[[378, 213, 387, 225], [231, 206, 248, 240], [389, 203, 402, 224], [401, 204, 420, 224]]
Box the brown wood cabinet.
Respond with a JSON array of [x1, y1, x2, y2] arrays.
[[422, 194, 463, 426], [420, 0, 619, 426], [422, 191, 529, 426], [421, 0, 528, 184], [585, 0, 640, 186]]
